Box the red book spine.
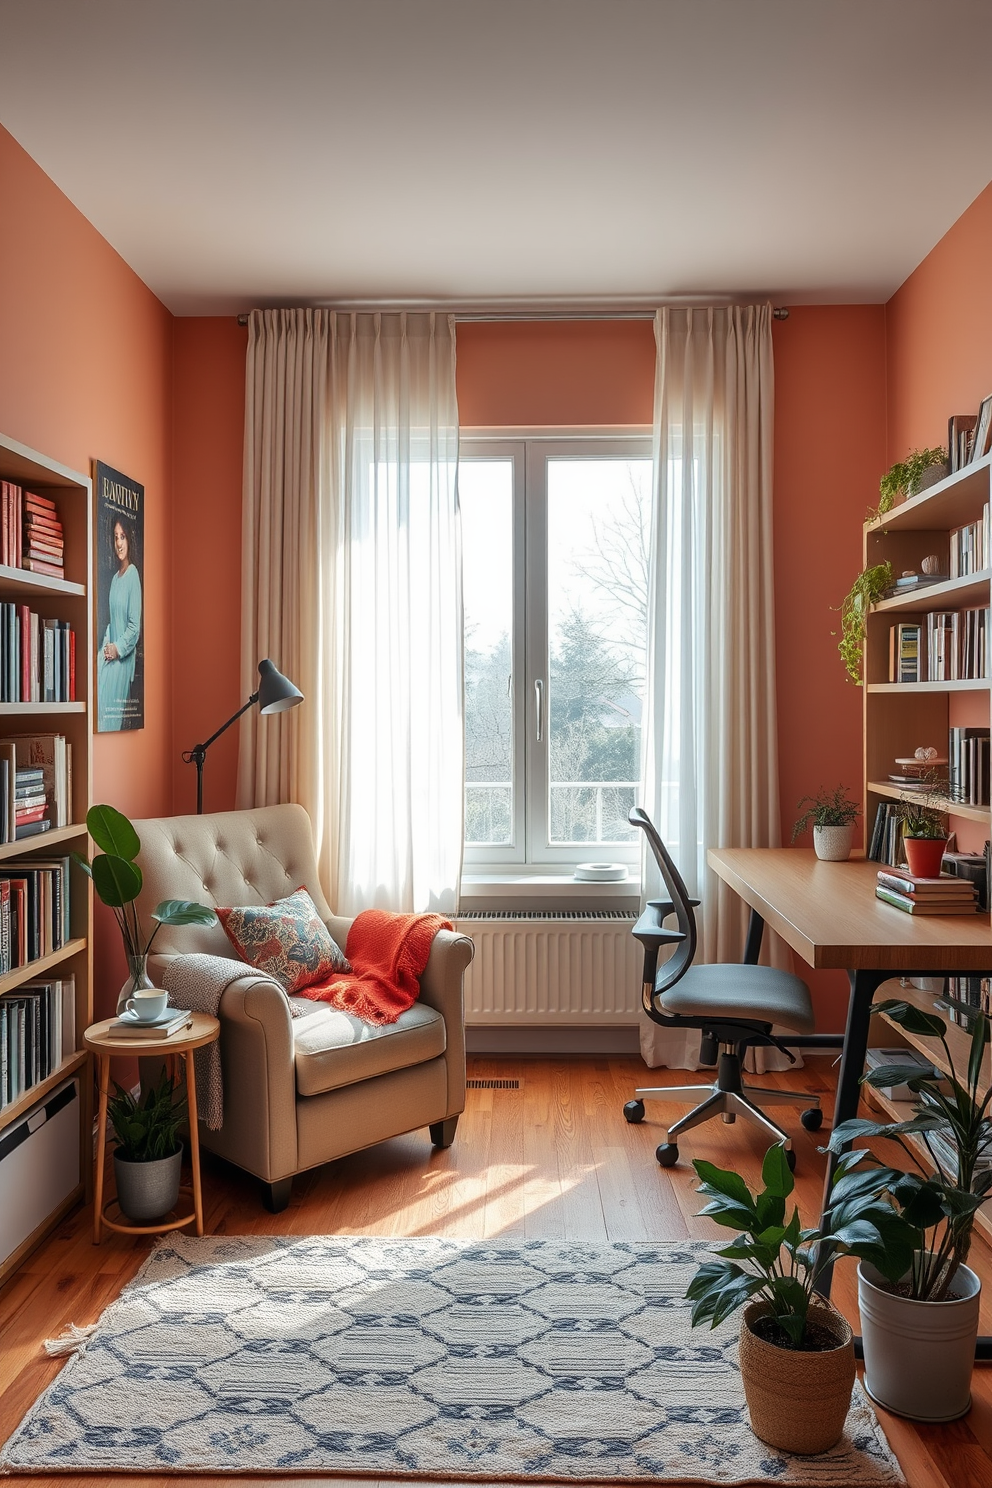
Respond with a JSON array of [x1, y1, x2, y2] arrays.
[[24, 513, 63, 537], [19, 604, 29, 703], [14, 805, 46, 825], [69, 628, 76, 701], [14, 484, 21, 570], [1, 482, 8, 568], [24, 532, 63, 551], [26, 547, 63, 564], [22, 558, 64, 578], [23, 489, 56, 513]]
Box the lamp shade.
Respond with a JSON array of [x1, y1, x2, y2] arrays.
[[256, 658, 304, 714]]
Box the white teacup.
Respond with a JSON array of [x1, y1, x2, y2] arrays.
[[125, 989, 169, 1022]]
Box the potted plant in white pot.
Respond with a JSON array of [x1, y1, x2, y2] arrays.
[[686, 1143, 916, 1453], [108, 1069, 187, 1222], [75, 803, 218, 1011], [828, 993, 991, 1421], [792, 786, 860, 861]]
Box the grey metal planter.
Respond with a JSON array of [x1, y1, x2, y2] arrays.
[[113, 1147, 183, 1222]]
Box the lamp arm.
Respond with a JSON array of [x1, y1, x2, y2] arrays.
[[181, 691, 259, 814]]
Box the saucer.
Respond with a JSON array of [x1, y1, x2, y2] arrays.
[[118, 1008, 177, 1027]]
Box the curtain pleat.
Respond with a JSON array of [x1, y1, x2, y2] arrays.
[[241, 309, 463, 914], [640, 305, 788, 1070]]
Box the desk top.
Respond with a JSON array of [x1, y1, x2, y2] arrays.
[[708, 848, 992, 972]]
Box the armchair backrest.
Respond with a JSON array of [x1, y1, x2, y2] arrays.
[[131, 804, 332, 958]]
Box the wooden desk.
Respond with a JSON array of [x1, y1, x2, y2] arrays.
[[708, 848, 992, 1290]]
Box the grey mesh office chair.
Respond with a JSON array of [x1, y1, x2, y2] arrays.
[[624, 807, 822, 1168]]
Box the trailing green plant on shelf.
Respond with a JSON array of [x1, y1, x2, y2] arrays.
[[836, 560, 893, 684], [791, 785, 860, 842], [827, 995, 992, 1300], [107, 1069, 186, 1164], [872, 446, 948, 521]]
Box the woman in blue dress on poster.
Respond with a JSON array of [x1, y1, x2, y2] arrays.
[[97, 517, 142, 731]]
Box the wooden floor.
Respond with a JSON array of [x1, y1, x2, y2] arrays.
[[2, 1055, 992, 1487]]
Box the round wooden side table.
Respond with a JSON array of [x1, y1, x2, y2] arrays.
[[83, 1012, 220, 1245]]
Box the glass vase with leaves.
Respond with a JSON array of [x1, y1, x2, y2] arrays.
[[75, 804, 218, 1013]]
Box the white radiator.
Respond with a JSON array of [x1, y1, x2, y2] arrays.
[[454, 912, 642, 1024]]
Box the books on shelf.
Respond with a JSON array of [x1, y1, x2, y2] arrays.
[[0, 483, 65, 580], [0, 604, 76, 703], [106, 1009, 192, 1040], [0, 974, 74, 1110], [949, 503, 990, 577], [949, 726, 991, 807], [0, 857, 71, 971], [888, 622, 921, 683], [0, 735, 71, 840], [949, 414, 979, 474]]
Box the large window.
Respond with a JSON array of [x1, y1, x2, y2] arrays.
[[461, 436, 652, 869]]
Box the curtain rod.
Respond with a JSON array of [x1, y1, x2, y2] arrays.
[[236, 303, 790, 326]]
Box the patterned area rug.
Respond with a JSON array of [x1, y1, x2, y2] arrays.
[[1, 1235, 904, 1484]]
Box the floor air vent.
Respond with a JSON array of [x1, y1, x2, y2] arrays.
[[466, 1078, 521, 1089]]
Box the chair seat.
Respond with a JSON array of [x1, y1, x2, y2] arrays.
[[660, 963, 815, 1033], [290, 999, 447, 1097]]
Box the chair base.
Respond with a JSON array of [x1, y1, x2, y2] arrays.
[[634, 1050, 820, 1149]]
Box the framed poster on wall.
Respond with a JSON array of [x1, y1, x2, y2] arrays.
[[93, 461, 144, 732]]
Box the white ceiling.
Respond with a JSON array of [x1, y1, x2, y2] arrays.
[[1, 0, 991, 316]]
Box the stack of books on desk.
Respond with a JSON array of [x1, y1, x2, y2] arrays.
[[875, 866, 979, 915]]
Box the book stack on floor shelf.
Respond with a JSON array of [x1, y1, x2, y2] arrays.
[[0, 431, 92, 1288]]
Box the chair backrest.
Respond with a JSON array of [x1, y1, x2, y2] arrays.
[[629, 806, 697, 994], [131, 803, 331, 958]]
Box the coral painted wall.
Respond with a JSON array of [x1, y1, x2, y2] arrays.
[[0, 123, 174, 1015], [171, 318, 248, 814]]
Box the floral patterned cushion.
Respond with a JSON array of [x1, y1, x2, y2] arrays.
[[216, 887, 351, 994]]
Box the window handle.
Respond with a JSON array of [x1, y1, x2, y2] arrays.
[[534, 679, 544, 743]]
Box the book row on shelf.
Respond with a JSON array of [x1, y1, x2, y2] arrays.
[[949, 503, 990, 578], [0, 603, 76, 703], [0, 481, 66, 579], [888, 609, 989, 683], [0, 733, 71, 842], [949, 726, 992, 807], [949, 407, 992, 473], [0, 975, 75, 1111], [0, 857, 71, 972]]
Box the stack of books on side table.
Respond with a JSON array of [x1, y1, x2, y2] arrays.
[[106, 1008, 192, 1040], [875, 866, 979, 915]]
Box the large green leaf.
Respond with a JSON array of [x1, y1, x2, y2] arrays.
[[828, 1114, 943, 1153], [761, 1142, 795, 1199], [91, 853, 142, 909], [753, 1189, 786, 1231], [692, 1160, 755, 1211], [151, 899, 219, 927], [871, 998, 946, 1039], [861, 1064, 938, 1092], [969, 1011, 990, 1094], [86, 804, 140, 861]]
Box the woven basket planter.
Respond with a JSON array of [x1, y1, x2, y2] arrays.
[[739, 1299, 855, 1454]]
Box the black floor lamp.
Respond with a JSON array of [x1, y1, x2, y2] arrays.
[[183, 658, 304, 814]]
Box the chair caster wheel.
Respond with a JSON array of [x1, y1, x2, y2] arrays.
[[801, 1107, 823, 1132], [656, 1143, 679, 1167], [623, 1100, 645, 1124], [785, 1147, 796, 1172]]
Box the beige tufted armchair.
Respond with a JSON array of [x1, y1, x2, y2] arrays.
[[131, 804, 474, 1212]]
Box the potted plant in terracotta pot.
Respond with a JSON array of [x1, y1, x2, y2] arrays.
[[828, 994, 991, 1421], [894, 770, 951, 878], [792, 786, 860, 861], [686, 1143, 915, 1453], [108, 1069, 188, 1222]]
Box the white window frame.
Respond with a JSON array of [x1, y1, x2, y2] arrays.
[[461, 429, 652, 875]]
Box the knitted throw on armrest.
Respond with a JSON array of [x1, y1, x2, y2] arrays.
[[294, 910, 452, 1025]]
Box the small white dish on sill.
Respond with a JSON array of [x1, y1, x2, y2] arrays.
[[572, 863, 628, 882]]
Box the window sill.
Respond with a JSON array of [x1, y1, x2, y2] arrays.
[[459, 872, 640, 913]]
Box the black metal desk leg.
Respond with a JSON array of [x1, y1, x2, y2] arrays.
[[815, 967, 888, 1299], [743, 909, 765, 966]]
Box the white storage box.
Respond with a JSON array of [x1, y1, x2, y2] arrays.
[[0, 1077, 80, 1267], [865, 1047, 940, 1102]]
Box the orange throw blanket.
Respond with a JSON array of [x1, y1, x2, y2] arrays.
[[296, 909, 452, 1025]]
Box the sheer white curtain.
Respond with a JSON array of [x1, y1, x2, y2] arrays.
[[640, 305, 787, 1069], [241, 308, 463, 914]]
